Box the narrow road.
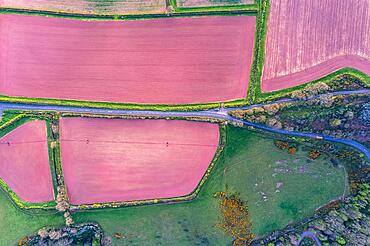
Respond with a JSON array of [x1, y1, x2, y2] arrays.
[[0, 89, 369, 160], [297, 231, 322, 246]]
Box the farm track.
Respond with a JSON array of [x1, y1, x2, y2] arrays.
[[0, 89, 369, 161]]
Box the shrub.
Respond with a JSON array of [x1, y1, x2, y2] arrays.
[[288, 147, 296, 155], [336, 236, 346, 245], [359, 102, 370, 126], [309, 150, 321, 160], [274, 140, 289, 150]]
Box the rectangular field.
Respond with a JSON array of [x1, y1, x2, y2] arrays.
[[0, 0, 166, 15], [262, 0, 370, 92], [0, 14, 256, 104], [0, 120, 54, 202], [59, 118, 220, 204]]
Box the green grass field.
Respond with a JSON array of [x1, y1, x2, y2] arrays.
[[0, 189, 64, 245], [71, 126, 347, 244]]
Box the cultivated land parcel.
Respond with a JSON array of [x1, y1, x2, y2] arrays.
[[0, 14, 255, 105], [262, 0, 370, 92], [60, 118, 219, 204], [0, 120, 54, 203]]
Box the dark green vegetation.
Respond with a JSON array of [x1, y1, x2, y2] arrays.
[[232, 88, 370, 146], [276, 94, 369, 143], [72, 126, 346, 244], [256, 183, 370, 246]]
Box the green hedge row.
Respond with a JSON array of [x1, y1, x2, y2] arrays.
[[46, 119, 60, 199], [248, 0, 269, 103], [0, 94, 251, 111]]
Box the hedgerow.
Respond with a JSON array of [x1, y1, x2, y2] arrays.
[[248, 0, 270, 103]]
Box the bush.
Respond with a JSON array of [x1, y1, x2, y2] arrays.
[[359, 102, 370, 126]]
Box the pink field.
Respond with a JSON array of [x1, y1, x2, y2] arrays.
[[262, 0, 370, 92], [0, 14, 256, 104], [59, 118, 219, 204], [0, 120, 54, 202]]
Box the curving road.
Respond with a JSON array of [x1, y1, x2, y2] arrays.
[[0, 89, 369, 161], [297, 231, 322, 246]]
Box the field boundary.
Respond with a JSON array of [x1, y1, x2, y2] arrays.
[[69, 123, 227, 210], [46, 118, 60, 200], [247, 0, 269, 103]]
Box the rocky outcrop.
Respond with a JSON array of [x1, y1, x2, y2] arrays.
[[21, 223, 103, 246]]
